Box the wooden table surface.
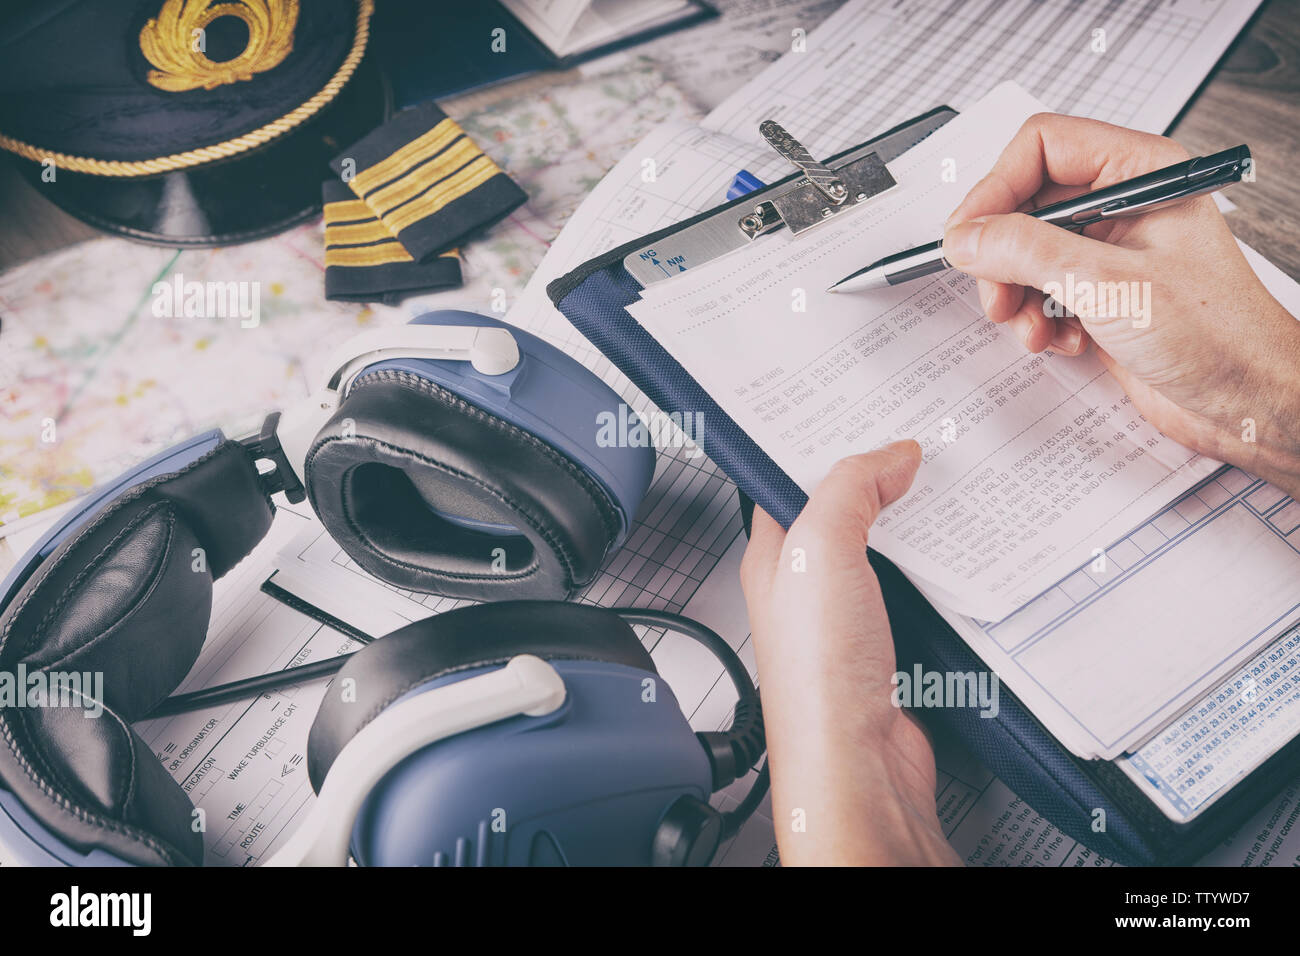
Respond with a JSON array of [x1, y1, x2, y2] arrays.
[[1169, 0, 1300, 281], [1, 0, 1297, 280]]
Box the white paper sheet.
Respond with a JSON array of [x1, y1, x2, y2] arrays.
[[911, 245, 1300, 763], [922, 466, 1300, 760], [502, 0, 691, 58], [505, 0, 1267, 364], [705, 0, 1263, 147], [626, 82, 1219, 621]]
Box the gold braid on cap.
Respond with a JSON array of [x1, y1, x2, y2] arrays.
[[0, 0, 373, 177]]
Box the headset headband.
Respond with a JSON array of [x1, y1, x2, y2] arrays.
[[267, 654, 566, 866]]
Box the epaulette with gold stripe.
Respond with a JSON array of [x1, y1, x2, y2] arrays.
[[322, 179, 461, 303], [329, 101, 526, 264]]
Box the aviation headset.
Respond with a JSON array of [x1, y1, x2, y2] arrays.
[[0, 311, 766, 866]]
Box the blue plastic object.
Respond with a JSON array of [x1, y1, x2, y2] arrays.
[[351, 659, 711, 866], [0, 429, 225, 610], [726, 169, 765, 200]]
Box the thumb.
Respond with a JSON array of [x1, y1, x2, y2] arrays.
[[793, 440, 922, 550], [943, 213, 1133, 301]]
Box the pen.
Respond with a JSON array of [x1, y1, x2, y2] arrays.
[[826, 144, 1251, 293]]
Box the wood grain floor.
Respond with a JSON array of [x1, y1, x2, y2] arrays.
[[1170, 0, 1300, 279]]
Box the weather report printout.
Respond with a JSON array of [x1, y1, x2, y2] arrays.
[[627, 83, 1219, 623]]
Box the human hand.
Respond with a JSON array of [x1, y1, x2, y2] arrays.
[[740, 440, 959, 866], [943, 113, 1300, 498]]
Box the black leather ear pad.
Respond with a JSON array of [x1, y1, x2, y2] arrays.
[[304, 370, 622, 601], [0, 440, 273, 866], [307, 601, 654, 792]]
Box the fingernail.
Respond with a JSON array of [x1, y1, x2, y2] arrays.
[[943, 219, 985, 267], [879, 441, 923, 477], [1051, 326, 1082, 353], [977, 282, 994, 315]]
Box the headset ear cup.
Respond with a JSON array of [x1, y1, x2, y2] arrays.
[[7, 705, 204, 866], [304, 371, 623, 600], [12, 503, 212, 716], [0, 502, 210, 866], [0, 439, 272, 866], [306, 601, 655, 791]]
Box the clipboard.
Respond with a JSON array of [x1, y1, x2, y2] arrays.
[[546, 108, 1300, 865]]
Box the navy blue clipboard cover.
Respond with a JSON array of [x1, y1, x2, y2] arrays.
[[548, 108, 1300, 866]]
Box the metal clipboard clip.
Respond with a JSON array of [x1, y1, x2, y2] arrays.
[[737, 120, 895, 239], [624, 109, 955, 287]]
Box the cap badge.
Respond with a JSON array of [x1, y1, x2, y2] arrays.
[[139, 0, 299, 92]]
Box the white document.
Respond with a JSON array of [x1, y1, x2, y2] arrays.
[[1120, 619, 1300, 823], [624, 83, 1300, 760], [626, 82, 1218, 621], [924, 465, 1300, 761], [481, 0, 1299, 815], [505, 0, 1265, 359], [501, 4, 1268, 605], [705, 0, 1262, 155], [914, 246, 1300, 764]]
